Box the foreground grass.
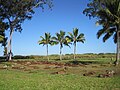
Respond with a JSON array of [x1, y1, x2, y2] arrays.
[[0, 69, 120, 90], [0, 70, 119, 90]]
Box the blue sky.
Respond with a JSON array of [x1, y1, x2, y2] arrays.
[[0, 0, 116, 56]]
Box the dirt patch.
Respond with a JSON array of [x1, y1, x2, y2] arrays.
[[13, 61, 85, 67], [1, 61, 119, 78]]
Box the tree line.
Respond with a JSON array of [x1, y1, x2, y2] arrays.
[[38, 28, 85, 61]]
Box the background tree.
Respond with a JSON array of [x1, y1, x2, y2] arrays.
[[0, 21, 8, 43], [38, 33, 52, 61], [0, 21, 8, 56], [52, 30, 70, 60], [66, 28, 85, 60], [1, 37, 8, 56], [83, 0, 120, 65], [0, 0, 53, 61]]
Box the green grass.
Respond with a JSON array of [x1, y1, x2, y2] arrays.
[[0, 70, 120, 90], [0, 57, 119, 90]]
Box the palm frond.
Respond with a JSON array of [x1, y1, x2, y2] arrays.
[[45, 32, 51, 42], [68, 32, 74, 38], [73, 28, 78, 37], [60, 30, 65, 36], [38, 40, 45, 45], [97, 29, 106, 39], [63, 40, 71, 48], [40, 36, 44, 39], [65, 36, 73, 42], [50, 40, 59, 46], [76, 33, 85, 43], [103, 28, 115, 42], [77, 33, 84, 40], [51, 36, 58, 41], [38, 32, 52, 46], [56, 33, 61, 41]]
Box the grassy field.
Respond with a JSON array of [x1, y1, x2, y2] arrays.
[[0, 56, 120, 90]]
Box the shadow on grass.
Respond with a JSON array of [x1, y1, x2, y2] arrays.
[[66, 60, 99, 65]]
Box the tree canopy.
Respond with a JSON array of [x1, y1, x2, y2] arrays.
[[52, 30, 70, 60], [83, 0, 120, 43], [83, 0, 120, 65], [0, 0, 53, 33], [66, 28, 85, 60], [0, 0, 53, 60]]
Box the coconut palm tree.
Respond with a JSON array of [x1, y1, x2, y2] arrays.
[[66, 28, 85, 60], [38, 33, 52, 61], [96, 0, 120, 65], [52, 30, 70, 60], [83, 0, 120, 65]]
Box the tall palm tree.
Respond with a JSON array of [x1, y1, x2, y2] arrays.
[[66, 28, 85, 60], [96, 0, 120, 65], [38, 33, 52, 61], [52, 30, 70, 60], [83, 0, 120, 65]]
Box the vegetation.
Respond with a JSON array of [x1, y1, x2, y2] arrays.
[[0, 58, 119, 90], [52, 30, 70, 60], [0, 0, 53, 61], [0, 1, 119, 90], [0, 53, 115, 63], [38, 29, 85, 61], [0, 21, 8, 42], [66, 28, 85, 60], [83, 0, 120, 65], [38, 33, 53, 61]]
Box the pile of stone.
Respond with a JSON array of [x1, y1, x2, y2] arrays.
[[98, 70, 115, 78]]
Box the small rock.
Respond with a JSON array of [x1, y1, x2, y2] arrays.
[[20, 66, 25, 69], [3, 65, 8, 69], [25, 62, 31, 65], [98, 70, 115, 78], [11, 65, 14, 67]]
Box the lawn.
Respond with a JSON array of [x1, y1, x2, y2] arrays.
[[0, 58, 120, 90]]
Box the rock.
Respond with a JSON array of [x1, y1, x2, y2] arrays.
[[98, 70, 115, 78], [20, 66, 25, 69], [27, 62, 31, 65], [11, 65, 14, 67], [54, 66, 63, 68], [3, 65, 8, 69]]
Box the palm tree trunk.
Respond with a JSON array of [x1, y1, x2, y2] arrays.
[[115, 25, 120, 66], [47, 44, 49, 61], [60, 45, 62, 60], [74, 42, 76, 60]]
